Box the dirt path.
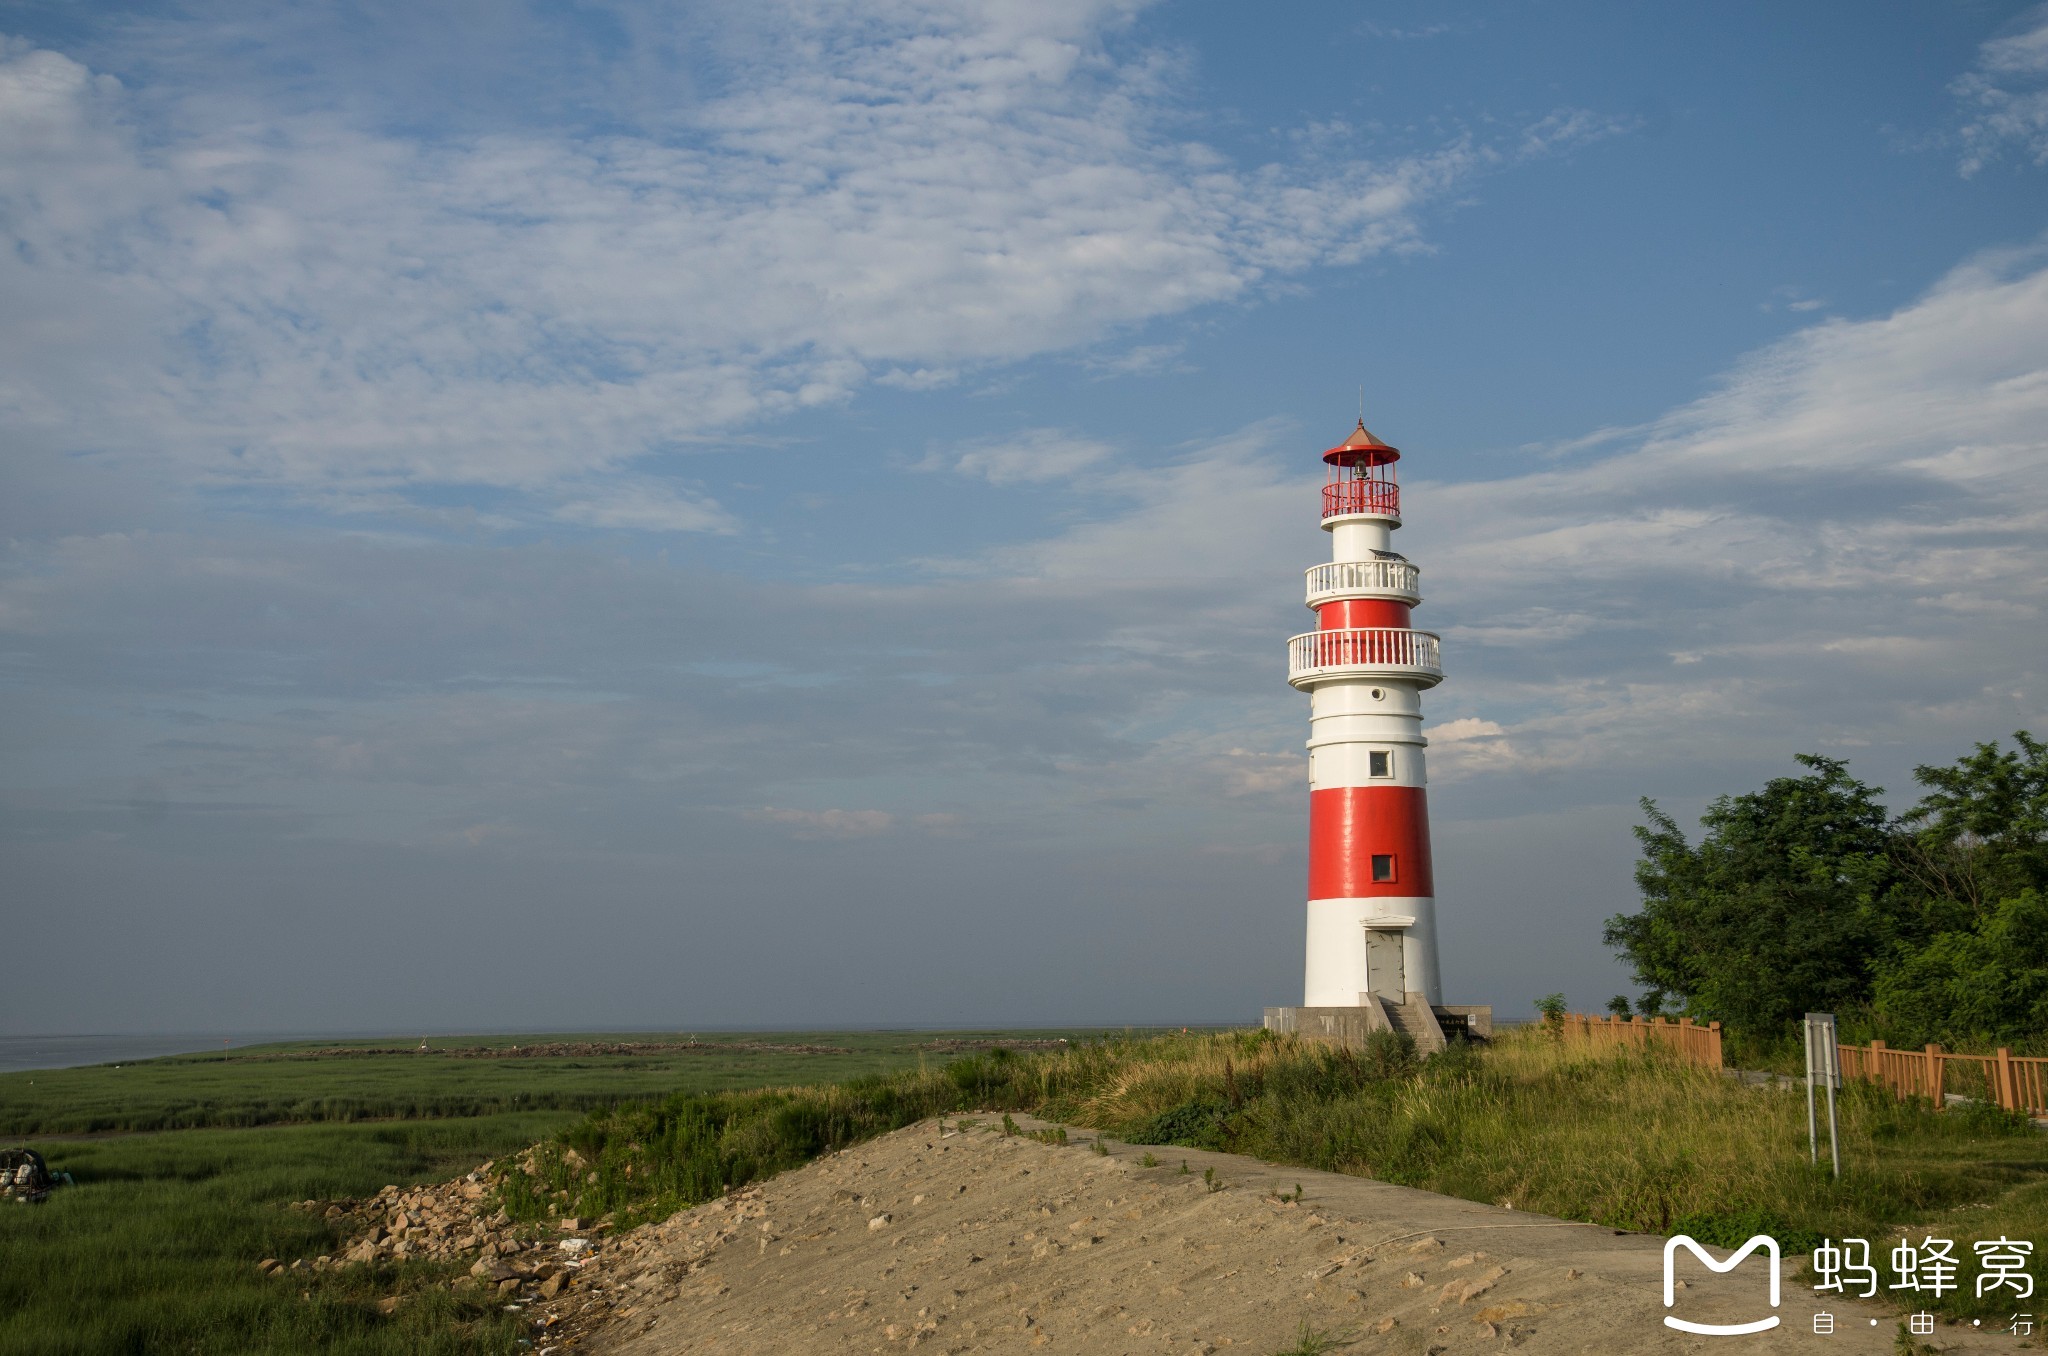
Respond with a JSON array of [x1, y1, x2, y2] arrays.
[[571, 1114, 2012, 1355]]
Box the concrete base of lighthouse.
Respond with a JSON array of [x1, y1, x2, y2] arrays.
[[1262, 1002, 1494, 1056], [1271, 899, 1491, 1056], [1273, 895, 1485, 1055]]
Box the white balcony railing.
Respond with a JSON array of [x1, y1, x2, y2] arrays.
[[1287, 627, 1443, 687], [1304, 558, 1421, 606]]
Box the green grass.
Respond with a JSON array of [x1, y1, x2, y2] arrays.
[[0, 1028, 1128, 1135], [1267, 1322, 1350, 1355], [0, 1114, 567, 1355]]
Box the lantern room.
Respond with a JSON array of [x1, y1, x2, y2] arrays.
[[1322, 418, 1401, 521]]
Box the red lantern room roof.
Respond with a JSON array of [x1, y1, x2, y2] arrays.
[[1323, 418, 1400, 467]]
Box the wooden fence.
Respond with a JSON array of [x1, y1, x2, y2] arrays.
[[1560, 1014, 1723, 1071], [1837, 1039, 2048, 1117]]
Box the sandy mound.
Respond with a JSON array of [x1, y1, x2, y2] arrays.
[[563, 1113, 2003, 1354]]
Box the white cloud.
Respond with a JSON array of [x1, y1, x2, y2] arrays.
[[1083, 342, 1188, 377], [5, 243, 2041, 934], [1953, 6, 2048, 175], [893, 245, 2048, 793], [1402, 244, 2048, 779], [13, 236, 2040, 835], [0, 8, 1622, 511], [933, 428, 1116, 485], [1213, 747, 1300, 796], [750, 806, 896, 838], [1425, 718, 1506, 744], [552, 481, 737, 534]]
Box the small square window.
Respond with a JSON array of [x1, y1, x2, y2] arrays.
[[1371, 854, 1396, 883], [1368, 750, 1393, 778]]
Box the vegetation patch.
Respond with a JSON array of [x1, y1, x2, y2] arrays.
[[0, 1115, 562, 1356], [0, 1029, 1109, 1137], [1605, 731, 2048, 1059]]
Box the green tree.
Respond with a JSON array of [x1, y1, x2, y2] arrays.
[[1873, 732, 2048, 1043], [1873, 890, 2048, 1042], [1603, 755, 1896, 1034], [1893, 731, 2048, 924]]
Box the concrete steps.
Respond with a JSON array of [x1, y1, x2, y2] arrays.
[[1385, 997, 1447, 1056], [1264, 1001, 1487, 1058]]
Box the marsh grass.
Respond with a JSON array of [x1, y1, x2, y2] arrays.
[[0, 1114, 568, 1355], [0, 1029, 1101, 1136]]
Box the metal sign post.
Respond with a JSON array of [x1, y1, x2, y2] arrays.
[[1803, 1013, 1841, 1179]]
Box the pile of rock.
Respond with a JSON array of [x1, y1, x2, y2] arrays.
[[286, 1150, 723, 1347], [268, 1147, 778, 1351], [324, 1171, 512, 1264], [289, 1166, 518, 1268]]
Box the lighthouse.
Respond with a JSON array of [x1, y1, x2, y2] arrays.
[[1265, 417, 1487, 1051]]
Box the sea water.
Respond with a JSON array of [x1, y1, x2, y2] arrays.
[[0, 1033, 334, 1073]]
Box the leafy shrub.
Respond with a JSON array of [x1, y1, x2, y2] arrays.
[[1671, 1209, 1822, 1255], [1131, 1096, 1231, 1150]]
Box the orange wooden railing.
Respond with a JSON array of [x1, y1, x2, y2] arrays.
[[1838, 1039, 2048, 1116], [1560, 1014, 1724, 1071]]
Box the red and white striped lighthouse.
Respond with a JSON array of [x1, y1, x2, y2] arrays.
[[1287, 418, 1445, 1010]]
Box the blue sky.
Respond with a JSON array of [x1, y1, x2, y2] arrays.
[[2, 1, 2045, 1034]]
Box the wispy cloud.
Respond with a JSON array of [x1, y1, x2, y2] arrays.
[[9, 240, 2042, 827], [1082, 343, 1189, 378], [1953, 5, 2048, 175], [0, 7, 1625, 521], [1408, 242, 2048, 779], [749, 806, 897, 839], [552, 481, 737, 535], [925, 428, 1116, 486]]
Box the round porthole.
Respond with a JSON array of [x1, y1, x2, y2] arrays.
[[1370, 687, 1385, 700]]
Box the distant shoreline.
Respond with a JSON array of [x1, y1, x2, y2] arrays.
[[0, 1023, 1233, 1074], [0, 1033, 331, 1074]]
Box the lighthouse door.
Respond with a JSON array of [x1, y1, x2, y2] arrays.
[[1365, 929, 1406, 1003]]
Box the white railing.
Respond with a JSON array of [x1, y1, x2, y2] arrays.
[[1287, 628, 1443, 686], [1304, 559, 1421, 605]]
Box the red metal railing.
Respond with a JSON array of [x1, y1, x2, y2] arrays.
[[1323, 479, 1400, 519]]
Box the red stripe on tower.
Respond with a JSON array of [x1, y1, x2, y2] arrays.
[[1307, 786, 1436, 899], [1316, 598, 1411, 630]]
